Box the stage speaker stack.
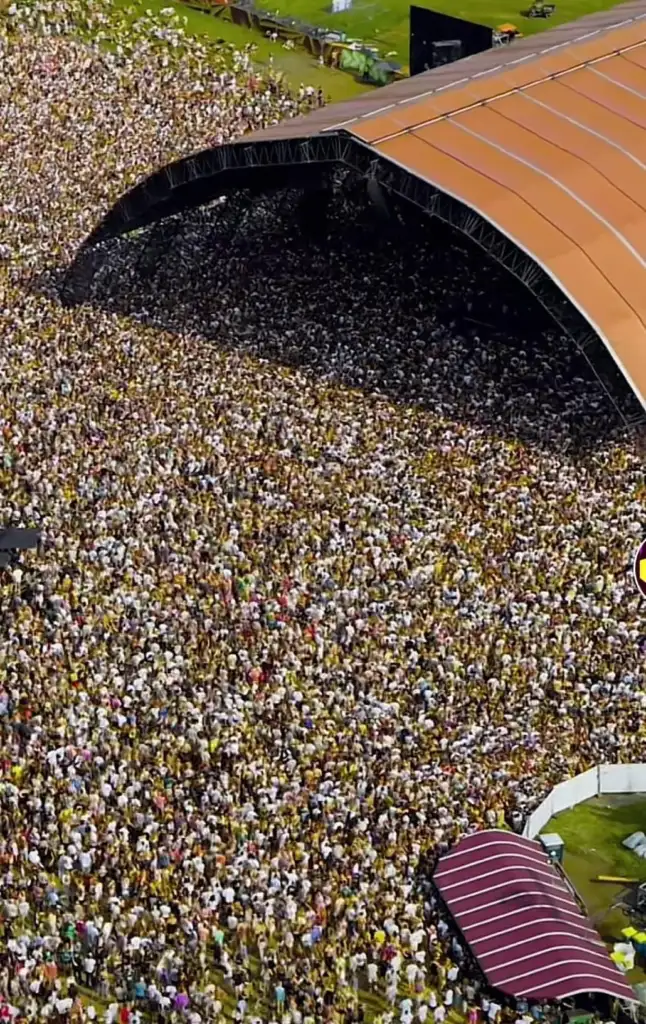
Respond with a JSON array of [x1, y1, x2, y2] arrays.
[[430, 39, 463, 66]]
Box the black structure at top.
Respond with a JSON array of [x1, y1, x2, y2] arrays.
[[409, 6, 493, 77], [73, 130, 644, 428]]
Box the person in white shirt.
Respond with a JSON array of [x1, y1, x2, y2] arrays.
[[83, 955, 97, 987], [406, 960, 418, 990], [411, 927, 425, 953], [105, 1003, 119, 1024], [400, 998, 414, 1024], [488, 1001, 501, 1022]]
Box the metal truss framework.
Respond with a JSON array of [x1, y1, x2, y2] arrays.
[[83, 130, 645, 425], [87, 134, 352, 244]]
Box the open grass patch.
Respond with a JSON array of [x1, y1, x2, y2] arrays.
[[250, 0, 634, 65], [543, 795, 646, 984]]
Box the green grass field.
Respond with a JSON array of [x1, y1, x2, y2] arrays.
[[248, 0, 628, 65], [120, 0, 631, 99], [542, 795, 646, 983], [113, 0, 371, 99]]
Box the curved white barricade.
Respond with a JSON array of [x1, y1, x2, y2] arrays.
[[523, 763, 646, 839]]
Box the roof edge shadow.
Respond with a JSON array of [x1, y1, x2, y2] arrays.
[[73, 133, 643, 420]]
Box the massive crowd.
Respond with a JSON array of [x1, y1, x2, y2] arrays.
[[1, 0, 645, 1021]]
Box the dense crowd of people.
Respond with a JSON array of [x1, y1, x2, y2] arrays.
[[1, 0, 645, 1021]]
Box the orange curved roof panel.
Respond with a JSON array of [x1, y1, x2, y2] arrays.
[[245, 0, 646, 143], [376, 131, 646, 402], [93, 0, 646, 413], [562, 65, 646, 127], [336, 17, 646, 409], [523, 79, 646, 162]]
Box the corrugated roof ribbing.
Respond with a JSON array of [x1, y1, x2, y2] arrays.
[[90, 0, 646, 411], [353, 20, 646, 407], [242, 0, 646, 143], [434, 831, 635, 1002]]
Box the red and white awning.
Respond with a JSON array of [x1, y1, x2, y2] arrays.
[[433, 830, 634, 1002]]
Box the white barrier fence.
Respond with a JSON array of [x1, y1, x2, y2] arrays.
[[523, 763, 646, 839]]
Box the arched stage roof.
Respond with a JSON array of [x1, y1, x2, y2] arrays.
[[84, 0, 646, 414], [433, 830, 635, 1002]]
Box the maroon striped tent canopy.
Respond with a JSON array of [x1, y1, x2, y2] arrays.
[[433, 830, 634, 1002]]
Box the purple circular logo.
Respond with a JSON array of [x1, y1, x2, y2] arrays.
[[634, 539, 646, 599]]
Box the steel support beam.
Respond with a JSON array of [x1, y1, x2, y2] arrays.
[[87, 134, 348, 245]]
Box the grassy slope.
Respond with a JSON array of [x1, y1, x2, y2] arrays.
[[114, 0, 370, 99], [542, 795, 646, 983], [119, 0, 632, 95], [253, 0, 628, 64]]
